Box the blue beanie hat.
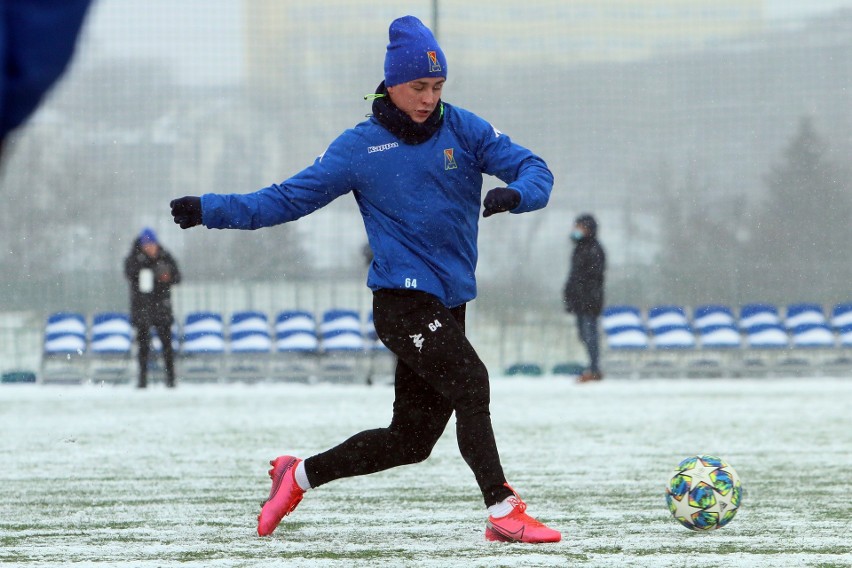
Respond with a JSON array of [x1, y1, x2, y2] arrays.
[[139, 227, 158, 246], [384, 16, 447, 87]]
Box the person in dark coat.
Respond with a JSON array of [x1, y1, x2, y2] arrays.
[[124, 228, 181, 388], [562, 213, 606, 382]]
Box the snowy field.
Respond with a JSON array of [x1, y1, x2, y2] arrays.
[[1, 376, 850, 568]]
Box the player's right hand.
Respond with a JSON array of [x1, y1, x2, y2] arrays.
[[170, 196, 202, 229]]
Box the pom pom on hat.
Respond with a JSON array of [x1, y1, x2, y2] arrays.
[[384, 16, 447, 87]]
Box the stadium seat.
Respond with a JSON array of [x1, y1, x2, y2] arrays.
[[180, 311, 225, 383], [319, 309, 365, 383], [839, 324, 852, 347], [651, 324, 695, 348], [693, 305, 737, 330], [739, 303, 781, 330], [272, 310, 319, 383], [89, 312, 133, 384], [790, 323, 835, 348], [41, 312, 87, 384], [227, 311, 271, 382], [741, 321, 789, 375], [744, 322, 788, 348], [504, 362, 544, 377], [689, 306, 742, 376], [364, 311, 395, 384], [604, 324, 649, 349], [644, 307, 695, 376], [647, 305, 690, 331], [830, 303, 852, 330], [697, 324, 741, 348], [646, 314, 695, 377], [603, 323, 648, 378], [602, 305, 644, 332], [784, 303, 827, 329], [788, 322, 836, 370]]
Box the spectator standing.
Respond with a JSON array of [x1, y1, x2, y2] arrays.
[[124, 228, 181, 388], [562, 214, 606, 382]]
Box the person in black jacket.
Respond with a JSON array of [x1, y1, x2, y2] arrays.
[[562, 214, 606, 382], [124, 228, 181, 388]]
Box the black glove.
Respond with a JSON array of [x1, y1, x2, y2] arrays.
[[170, 196, 202, 229], [482, 187, 521, 218]]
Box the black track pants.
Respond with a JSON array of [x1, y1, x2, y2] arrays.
[[135, 322, 175, 388], [305, 289, 512, 507]]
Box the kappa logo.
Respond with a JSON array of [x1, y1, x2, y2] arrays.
[[444, 148, 457, 170], [368, 141, 400, 154], [427, 51, 442, 73], [410, 333, 425, 352]]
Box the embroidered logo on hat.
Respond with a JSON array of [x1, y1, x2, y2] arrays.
[[427, 51, 442, 73]]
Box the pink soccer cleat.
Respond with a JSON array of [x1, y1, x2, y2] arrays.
[[257, 455, 305, 537], [485, 486, 561, 543]]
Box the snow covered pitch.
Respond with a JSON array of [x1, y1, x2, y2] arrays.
[[1, 377, 850, 567]]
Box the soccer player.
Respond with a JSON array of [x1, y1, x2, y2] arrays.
[[170, 15, 560, 543]]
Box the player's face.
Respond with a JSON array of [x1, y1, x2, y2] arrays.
[[387, 77, 444, 123]]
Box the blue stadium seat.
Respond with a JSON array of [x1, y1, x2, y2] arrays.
[[697, 324, 741, 348], [602, 323, 648, 378], [604, 324, 649, 349], [41, 312, 87, 384], [741, 321, 788, 375], [602, 305, 643, 332], [645, 309, 695, 376], [830, 303, 852, 330], [180, 312, 224, 382], [839, 324, 852, 346], [227, 311, 271, 382], [652, 324, 696, 348], [275, 310, 319, 351], [784, 303, 827, 330], [744, 323, 788, 348], [647, 305, 690, 332], [319, 309, 365, 383], [272, 310, 318, 382], [739, 303, 781, 330], [693, 305, 737, 330], [89, 312, 132, 384], [790, 323, 835, 348]]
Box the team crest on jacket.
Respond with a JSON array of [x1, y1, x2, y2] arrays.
[[444, 148, 458, 170], [427, 51, 442, 72]]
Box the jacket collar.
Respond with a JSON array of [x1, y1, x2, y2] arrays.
[[370, 81, 443, 145]]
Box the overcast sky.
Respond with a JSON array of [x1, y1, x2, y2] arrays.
[[82, 0, 852, 85]]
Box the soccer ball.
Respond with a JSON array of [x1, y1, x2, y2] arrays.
[[665, 455, 743, 531]]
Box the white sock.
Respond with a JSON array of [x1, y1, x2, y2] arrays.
[[487, 496, 514, 519], [294, 461, 312, 491]]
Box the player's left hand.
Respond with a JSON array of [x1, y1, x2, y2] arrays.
[[482, 187, 521, 217], [170, 196, 202, 228]]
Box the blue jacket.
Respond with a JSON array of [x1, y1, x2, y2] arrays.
[[1, 0, 92, 136], [202, 102, 553, 308]]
